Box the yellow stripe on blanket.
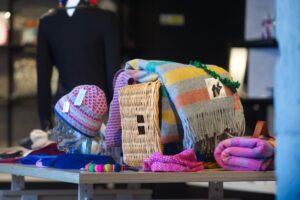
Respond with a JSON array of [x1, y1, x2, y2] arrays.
[[127, 59, 139, 69], [163, 65, 227, 86], [207, 65, 227, 74], [162, 109, 177, 124], [163, 67, 205, 86]]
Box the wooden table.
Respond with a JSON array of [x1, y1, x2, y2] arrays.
[[0, 164, 275, 200]]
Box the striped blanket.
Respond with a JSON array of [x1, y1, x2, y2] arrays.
[[126, 60, 183, 145], [214, 138, 274, 171], [125, 59, 245, 151]]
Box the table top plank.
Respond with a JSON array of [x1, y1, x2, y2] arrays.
[[80, 170, 275, 184], [0, 164, 80, 184], [0, 164, 275, 184]]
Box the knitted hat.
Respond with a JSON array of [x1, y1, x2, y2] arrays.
[[54, 85, 107, 138]]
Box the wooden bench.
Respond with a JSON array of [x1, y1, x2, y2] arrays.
[[0, 164, 275, 200]]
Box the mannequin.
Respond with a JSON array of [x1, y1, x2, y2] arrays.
[[37, 0, 120, 130], [65, 0, 81, 16], [52, 116, 92, 154], [52, 84, 108, 155]]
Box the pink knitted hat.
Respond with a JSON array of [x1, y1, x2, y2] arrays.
[[54, 85, 107, 138]]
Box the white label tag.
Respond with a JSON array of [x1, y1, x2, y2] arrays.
[[63, 101, 70, 113], [205, 78, 227, 100], [66, 0, 80, 17], [74, 89, 86, 106]]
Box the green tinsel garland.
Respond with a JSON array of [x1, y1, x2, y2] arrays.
[[189, 60, 240, 93]]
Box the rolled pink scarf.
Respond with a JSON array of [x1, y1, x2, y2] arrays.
[[143, 149, 204, 172], [214, 137, 274, 171]]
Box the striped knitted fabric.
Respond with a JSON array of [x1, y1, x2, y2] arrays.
[[125, 59, 245, 151], [105, 70, 135, 147], [54, 85, 107, 138], [125, 60, 183, 145], [159, 85, 183, 144], [214, 138, 274, 171]]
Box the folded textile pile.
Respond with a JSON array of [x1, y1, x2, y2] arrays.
[[214, 138, 274, 171], [125, 59, 245, 152], [106, 59, 245, 154], [143, 149, 204, 172]]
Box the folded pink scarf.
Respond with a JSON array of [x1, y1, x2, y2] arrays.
[[106, 70, 135, 147], [214, 138, 274, 171], [143, 149, 204, 172]]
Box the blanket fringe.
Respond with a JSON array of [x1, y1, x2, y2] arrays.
[[182, 107, 245, 155]]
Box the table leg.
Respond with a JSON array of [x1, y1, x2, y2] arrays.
[[78, 184, 93, 200], [208, 181, 223, 200], [115, 183, 141, 200], [127, 183, 141, 190], [11, 175, 25, 191]]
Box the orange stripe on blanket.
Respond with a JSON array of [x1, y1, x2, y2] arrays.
[[224, 87, 241, 110], [174, 88, 210, 108], [224, 87, 233, 96], [234, 93, 241, 110]]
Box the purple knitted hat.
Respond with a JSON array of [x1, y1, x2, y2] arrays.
[[54, 85, 107, 138]]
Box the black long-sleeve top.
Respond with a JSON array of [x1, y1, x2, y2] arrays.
[[37, 6, 120, 130]]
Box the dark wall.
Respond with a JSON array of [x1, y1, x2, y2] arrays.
[[121, 0, 245, 68]]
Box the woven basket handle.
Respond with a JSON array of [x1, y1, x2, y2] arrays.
[[253, 121, 270, 138]]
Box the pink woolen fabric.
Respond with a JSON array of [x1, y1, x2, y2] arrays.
[[214, 137, 274, 171], [105, 70, 135, 147], [143, 149, 204, 172], [54, 85, 107, 138]]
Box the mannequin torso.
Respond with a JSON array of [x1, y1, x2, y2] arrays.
[[37, 5, 120, 129]]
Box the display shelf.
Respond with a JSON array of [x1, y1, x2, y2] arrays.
[[3, 0, 52, 146], [0, 98, 8, 105], [241, 97, 273, 104], [0, 164, 276, 184], [11, 45, 36, 57], [230, 39, 278, 48], [11, 95, 36, 103], [1, 45, 36, 57], [12, 45, 36, 52], [228, 39, 276, 135], [0, 46, 9, 53], [0, 163, 276, 199]]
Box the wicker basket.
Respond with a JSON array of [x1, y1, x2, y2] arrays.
[[119, 80, 163, 167]]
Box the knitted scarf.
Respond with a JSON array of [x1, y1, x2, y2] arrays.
[[106, 70, 135, 147], [125, 59, 245, 152]]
